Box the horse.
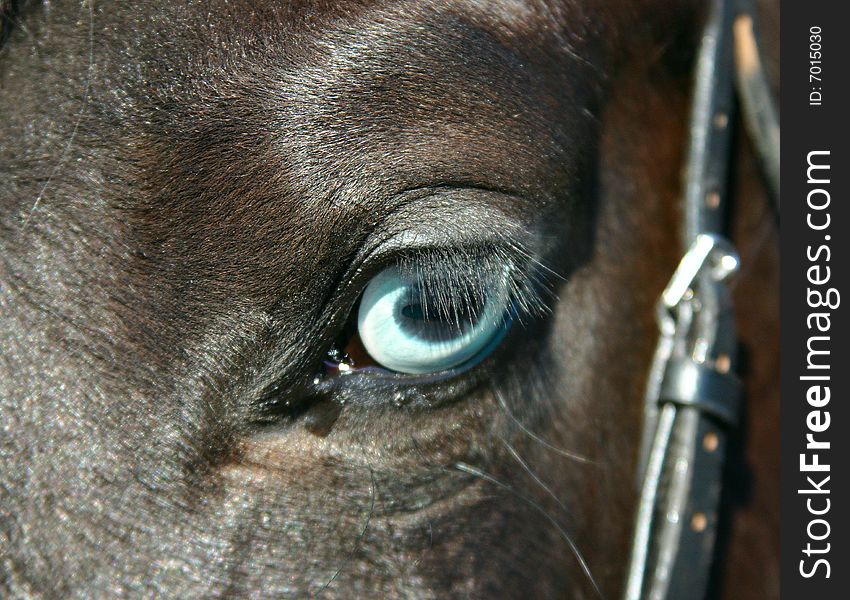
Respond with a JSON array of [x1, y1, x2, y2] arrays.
[[0, 1, 778, 598]]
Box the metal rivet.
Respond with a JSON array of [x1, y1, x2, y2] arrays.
[[691, 512, 708, 533], [714, 112, 728, 129], [706, 191, 721, 209], [718, 254, 740, 276], [715, 354, 731, 373], [703, 432, 719, 452]]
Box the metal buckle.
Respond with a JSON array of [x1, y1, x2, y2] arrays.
[[657, 233, 739, 337]]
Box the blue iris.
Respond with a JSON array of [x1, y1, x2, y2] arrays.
[[357, 265, 512, 374]]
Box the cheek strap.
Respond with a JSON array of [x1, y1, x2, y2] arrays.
[[621, 0, 779, 595]]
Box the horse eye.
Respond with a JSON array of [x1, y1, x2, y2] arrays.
[[355, 264, 513, 375]]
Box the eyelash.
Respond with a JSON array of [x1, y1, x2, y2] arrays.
[[398, 245, 550, 326]]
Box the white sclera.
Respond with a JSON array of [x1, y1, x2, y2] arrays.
[[357, 265, 510, 374]]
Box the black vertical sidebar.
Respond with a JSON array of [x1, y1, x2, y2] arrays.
[[781, 2, 849, 598]]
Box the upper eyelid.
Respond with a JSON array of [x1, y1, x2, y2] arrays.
[[364, 191, 537, 259], [321, 239, 528, 332], [320, 187, 539, 312]]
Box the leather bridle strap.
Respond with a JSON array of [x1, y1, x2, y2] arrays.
[[624, 234, 740, 600], [622, 0, 757, 598]]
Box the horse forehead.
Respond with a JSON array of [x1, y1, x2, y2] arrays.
[[131, 0, 596, 178], [122, 1, 596, 288]]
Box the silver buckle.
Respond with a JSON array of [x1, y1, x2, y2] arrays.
[[657, 233, 739, 336]]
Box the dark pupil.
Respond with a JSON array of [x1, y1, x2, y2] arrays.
[[401, 303, 427, 320]]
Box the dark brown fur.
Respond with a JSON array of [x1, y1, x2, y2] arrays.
[[0, 1, 778, 598]]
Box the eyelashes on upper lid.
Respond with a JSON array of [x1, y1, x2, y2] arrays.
[[322, 243, 554, 379]]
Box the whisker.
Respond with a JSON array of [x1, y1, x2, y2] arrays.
[[495, 388, 594, 465], [454, 462, 603, 599], [500, 437, 570, 515], [22, 0, 95, 230], [314, 467, 376, 597]]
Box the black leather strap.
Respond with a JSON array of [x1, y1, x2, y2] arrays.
[[659, 359, 741, 426], [663, 413, 730, 600], [623, 0, 746, 598]]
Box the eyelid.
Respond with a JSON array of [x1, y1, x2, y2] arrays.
[[320, 188, 538, 317], [360, 191, 537, 266], [332, 239, 546, 334]]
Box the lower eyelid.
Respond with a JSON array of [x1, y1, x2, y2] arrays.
[[319, 309, 516, 393]]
